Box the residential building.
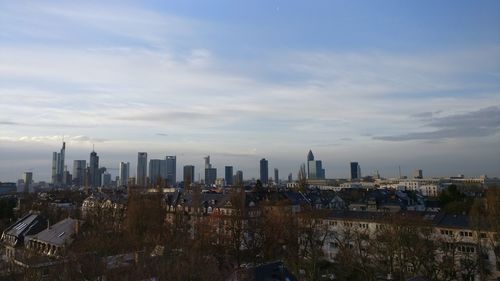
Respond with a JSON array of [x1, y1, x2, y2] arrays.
[[1, 213, 47, 261]]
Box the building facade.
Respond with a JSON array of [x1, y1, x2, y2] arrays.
[[225, 166, 233, 186], [260, 158, 268, 185], [119, 162, 130, 187], [89, 150, 100, 188], [136, 152, 148, 187], [166, 156, 176, 186]]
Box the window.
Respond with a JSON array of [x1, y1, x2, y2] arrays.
[[480, 232, 487, 239], [441, 229, 453, 236]]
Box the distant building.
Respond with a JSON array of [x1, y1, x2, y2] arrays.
[[136, 152, 148, 187], [22, 172, 33, 193], [288, 173, 293, 182], [225, 166, 233, 186], [149, 159, 167, 187], [274, 168, 279, 185], [412, 169, 423, 179], [118, 162, 130, 187], [51, 142, 66, 187], [204, 156, 217, 186], [102, 172, 112, 187], [89, 150, 100, 188], [0, 182, 16, 195], [166, 156, 176, 186], [260, 158, 268, 185], [73, 160, 86, 187], [235, 170, 243, 186], [205, 168, 217, 186], [183, 165, 195, 187], [307, 150, 325, 180], [350, 162, 361, 180]]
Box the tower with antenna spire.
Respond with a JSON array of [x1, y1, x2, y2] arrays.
[[51, 141, 66, 187]]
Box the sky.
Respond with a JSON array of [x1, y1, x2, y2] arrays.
[[1, 0, 500, 182]]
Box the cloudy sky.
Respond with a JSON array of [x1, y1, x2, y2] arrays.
[[1, 0, 499, 182]]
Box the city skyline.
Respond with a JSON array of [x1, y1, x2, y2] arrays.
[[1, 1, 500, 181], [1, 143, 498, 184]]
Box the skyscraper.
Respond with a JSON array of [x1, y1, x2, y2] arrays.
[[307, 150, 314, 179], [307, 150, 325, 180], [183, 165, 195, 187], [274, 168, 279, 185], [22, 172, 32, 193], [260, 158, 268, 185], [350, 162, 361, 180], [204, 155, 216, 186], [149, 159, 167, 187], [101, 172, 111, 187], [89, 150, 100, 188], [412, 169, 423, 179], [73, 160, 86, 187], [166, 156, 176, 186], [136, 152, 148, 187], [235, 170, 243, 186], [51, 142, 66, 187], [119, 162, 130, 187], [225, 166, 233, 186], [205, 168, 217, 186]]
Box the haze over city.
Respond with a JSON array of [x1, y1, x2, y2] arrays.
[[1, 0, 500, 182]]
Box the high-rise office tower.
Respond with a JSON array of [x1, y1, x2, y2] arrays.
[[307, 150, 314, 178], [149, 159, 167, 187], [274, 168, 279, 185], [166, 156, 176, 186], [235, 170, 243, 186], [288, 173, 293, 182], [51, 142, 66, 187], [412, 169, 423, 179], [225, 166, 233, 186], [73, 160, 86, 187], [119, 162, 130, 187], [307, 150, 325, 180], [136, 152, 148, 187], [205, 168, 217, 186], [22, 172, 32, 193], [350, 162, 361, 180], [183, 165, 195, 187], [101, 172, 111, 187], [89, 150, 100, 188], [204, 155, 216, 186], [260, 158, 268, 185], [204, 155, 211, 169]]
